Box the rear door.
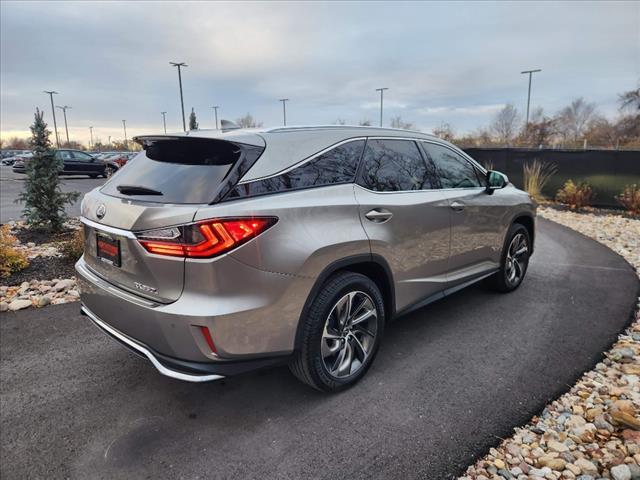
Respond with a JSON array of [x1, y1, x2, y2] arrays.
[[353, 138, 450, 312], [81, 136, 265, 303], [57, 150, 76, 174], [420, 141, 505, 284]]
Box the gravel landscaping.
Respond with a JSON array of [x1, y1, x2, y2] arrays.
[[460, 207, 640, 480], [0, 220, 80, 312]]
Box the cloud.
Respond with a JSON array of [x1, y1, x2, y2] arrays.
[[1, 1, 638, 141], [416, 104, 505, 116]]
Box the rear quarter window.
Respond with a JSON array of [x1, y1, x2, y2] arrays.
[[226, 139, 365, 199]]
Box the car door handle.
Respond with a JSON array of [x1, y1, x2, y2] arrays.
[[450, 201, 465, 212], [365, 209, 393, 223]]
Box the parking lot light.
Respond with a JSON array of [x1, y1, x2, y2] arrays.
[[279, 99, 289, 126], [375, 88, 389, 127], [161, 111, 167, 134], [170, 62, 188, 132], [56, 105, 71, 145], [43, 91, 60, 148]]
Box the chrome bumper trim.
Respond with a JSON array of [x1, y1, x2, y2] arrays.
[[81, 305, 225, 383]]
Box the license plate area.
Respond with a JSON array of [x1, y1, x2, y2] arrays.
[[96, 232, 121, 267]]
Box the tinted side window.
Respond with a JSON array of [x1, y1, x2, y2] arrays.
[[422, 143, 483, 189], [71, 151, 93, 161], [58, 151, 73, 161], [227, 140, 365, 199], [357, 139, 436, 192]]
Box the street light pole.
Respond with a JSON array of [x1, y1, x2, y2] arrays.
[[43, 91, 60, 148], [211, 106, 220, 130], [170, 62, 188, 132], [122, 120, 128, 150], [56, 105, 71, 146], [89, 126, 94, 149], [108, 136, 112, 148], [521, 69, 542, 129], [375, 87, 389, 127], [279, 99, 289, 126], [161, 111, 167, 134]]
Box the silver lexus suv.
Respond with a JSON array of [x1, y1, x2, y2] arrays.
[[77, 125, 535, 392]]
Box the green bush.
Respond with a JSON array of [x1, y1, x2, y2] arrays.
[[616, 184, 640, 215], [0, 225, 29, 278], [58, 229, 84, 263], [556, 180, 594, 209]]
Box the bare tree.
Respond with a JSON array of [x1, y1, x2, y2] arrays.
[[390, 116, 415, 130], [358, 119, 372, 126], [333, 118, 346, 125], [432, 123, 455, 142], [619, 84, 640, 112], [555, 97, 597, 143], [519, 107, 556, 147], [490, 103, 520, 145], [236, 113, 263, 128]]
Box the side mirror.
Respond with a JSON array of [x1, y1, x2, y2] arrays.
[[485, 170, 508, 194]]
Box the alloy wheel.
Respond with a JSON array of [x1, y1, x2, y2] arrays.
[[321, 291, 378, 379], [505, 233, 529, 286]]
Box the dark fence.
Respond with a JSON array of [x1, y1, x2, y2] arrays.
[[463, 148, 640, 208]]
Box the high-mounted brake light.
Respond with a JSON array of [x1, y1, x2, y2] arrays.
[[136, 217, 277, 258]]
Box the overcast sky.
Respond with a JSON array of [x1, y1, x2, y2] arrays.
[[1, 1, 638, 144]]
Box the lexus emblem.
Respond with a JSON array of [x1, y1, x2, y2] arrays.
[[96, 204, 106, 219]]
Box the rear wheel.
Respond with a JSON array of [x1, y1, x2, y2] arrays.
[[89, 174, 98, 178], [290, 272, 385, 392], [488, 223, 531, 292]]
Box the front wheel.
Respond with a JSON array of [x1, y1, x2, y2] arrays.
[[487, 223, 531, 292], [290, 272, 385, 392]]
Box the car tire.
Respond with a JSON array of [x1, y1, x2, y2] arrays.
[[289, 271, 385, 392], [104, 166, 116, 178], [89, 174, 98, 178], [487, 223, 531, 293]]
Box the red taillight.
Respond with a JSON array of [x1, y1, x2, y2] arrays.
[[137, 217, 277, 258]]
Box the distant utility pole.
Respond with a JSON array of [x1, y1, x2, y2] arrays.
[[375, 87, 389, 127], [108, 135, 112, 148], [170, 61, 188, 131], [279, 99, 289, 126], [211, 106, 220, 129], [521, 69, 542, 128], [122, 120, 128, 149], [161, 111, 167, 134], [89, 126, 94, 149], [43, 91, 60, 148], [56, 105, 71, 145]]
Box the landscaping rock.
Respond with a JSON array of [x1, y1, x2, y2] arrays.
[[460, 208, 640, 480], [8, 299, 32, 311]]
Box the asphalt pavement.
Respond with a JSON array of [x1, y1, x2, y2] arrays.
[[1, 219, 638, 479], [0, 166, 104, 223]]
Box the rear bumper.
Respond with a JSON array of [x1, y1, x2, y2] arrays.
[[81, 304, 291, 381]]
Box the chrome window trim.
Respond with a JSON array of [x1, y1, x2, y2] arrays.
[[237, 137, 367, 184], [80, 216, 137, 239]]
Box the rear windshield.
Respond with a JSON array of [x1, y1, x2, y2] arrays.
[[100, 138, 254, 204]]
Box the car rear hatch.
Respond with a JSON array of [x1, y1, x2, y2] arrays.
[[81, 134, 265, 303]]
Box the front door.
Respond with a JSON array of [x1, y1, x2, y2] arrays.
[[354, 138, 450, 313], [419, 141, 504, 286]]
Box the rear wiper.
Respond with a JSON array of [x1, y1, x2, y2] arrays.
[[116, 185, 163, 196]]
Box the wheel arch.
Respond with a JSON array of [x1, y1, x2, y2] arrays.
[[512, 213, 535, 254], [293, 254, 395, 352]]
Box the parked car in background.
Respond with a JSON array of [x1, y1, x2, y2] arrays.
[[77, 125, 536, 392], [2, 152, 32, 166], [12, 149, 107, 177], [102, 152, 137, 177]]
